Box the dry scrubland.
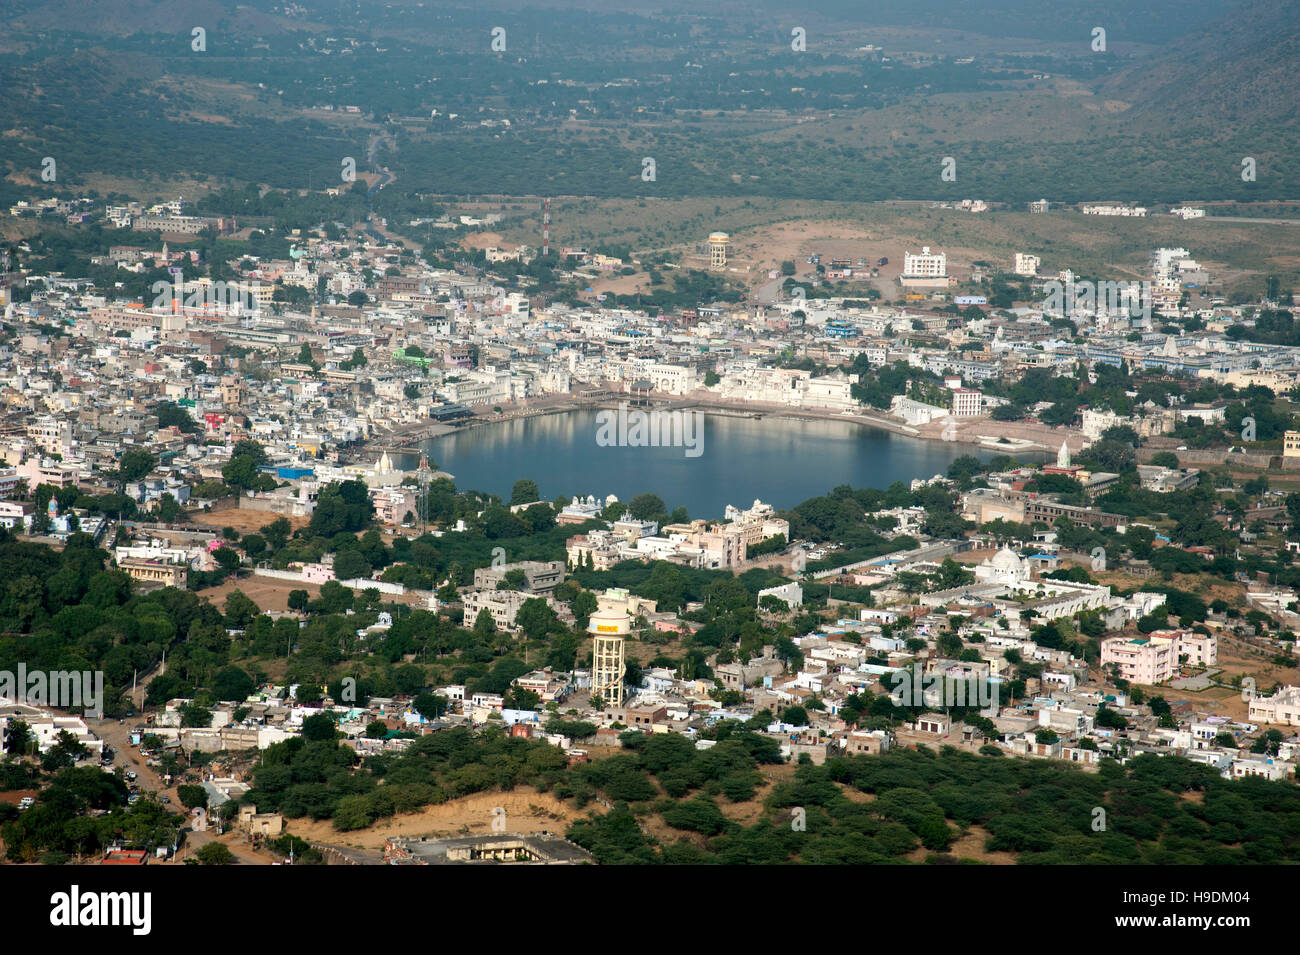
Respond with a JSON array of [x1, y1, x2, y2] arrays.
[[462, 196, 1300, 301]]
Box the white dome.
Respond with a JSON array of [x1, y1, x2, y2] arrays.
[[990, 547, 1024, 573]]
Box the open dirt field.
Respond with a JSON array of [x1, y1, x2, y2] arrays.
[[286, 787, 587, 850], [191, 507, 310, 535], [197, 575, 321, 614], [461, 231, 504, 250]]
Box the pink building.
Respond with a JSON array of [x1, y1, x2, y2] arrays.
[[1101, 635, 1176, 685]]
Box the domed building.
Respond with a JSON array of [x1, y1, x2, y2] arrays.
[[976, 546, 1029, 584]]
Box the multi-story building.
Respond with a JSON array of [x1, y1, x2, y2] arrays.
[[900, 247, 947, 287], [473, 560, 565, 596], [461, 588, 557, 631], [1013, 253, 1040, 277], [1100, 635, 1177, 684], [566, 530, 623, 570], [950, 387, 982, 417]]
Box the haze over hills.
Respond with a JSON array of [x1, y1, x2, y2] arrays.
[[1100, 0, 1300, 130], [0, 0, 1294, 205]]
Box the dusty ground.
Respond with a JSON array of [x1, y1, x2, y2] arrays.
[[918, 824, 1018, 864], [197, 575, 322, 614], [286, 787, 584, 850], [191, 507, 309, 535], [461, 231, 504, 250]]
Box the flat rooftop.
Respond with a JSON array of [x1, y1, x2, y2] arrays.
[[386, 831, 594, 865]]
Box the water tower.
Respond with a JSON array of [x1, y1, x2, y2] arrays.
[[708, 231, 729, 269], [588, 607, 631, 708]]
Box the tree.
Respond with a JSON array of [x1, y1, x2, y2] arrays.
[[332, 549, 372, 582], [213, 547, 241, 572], [571, 590, 598, 629], [504, 687, 541, 711], [498, 568, 529, 591], [117, 449, 157, 484], [3, 718, 31, 755], [782, 705, 809, 726], [241, 534, 267, 559], [627, 494, 666, 521], [42, 730, 90, 770], [473, 608, 496, 636], [223, 591, 260, 629], [301, 713, 337, 741], [196, 843, 235, 865], [178, 784, 208, 810], [413, 693, 448, 720], [510, 479, 540, 506], [157, 403, 201, 433], [212, 665, 255, 702], [515, 597, 558, 640], [918, 816, 953, 851], [261, 517, 292, 552], [287, 589, 310, 612], [309, 481, 373, 536], [774, 636, 804, 672]]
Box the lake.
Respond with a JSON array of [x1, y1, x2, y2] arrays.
[[401, 409, 989, 519]]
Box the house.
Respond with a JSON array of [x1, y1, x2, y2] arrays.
[[914, 712, 950, 735]]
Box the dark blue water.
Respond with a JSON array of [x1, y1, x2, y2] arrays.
[[401, 409, 986, 519]]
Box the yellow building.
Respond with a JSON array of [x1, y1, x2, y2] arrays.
[[119, 558, 187, 588]]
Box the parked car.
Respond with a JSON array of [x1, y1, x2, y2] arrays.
[[18, 797, 35, 810]]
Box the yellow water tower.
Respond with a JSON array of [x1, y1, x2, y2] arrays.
[[588, 607, 631, 709], [708, 231, 729, 269]]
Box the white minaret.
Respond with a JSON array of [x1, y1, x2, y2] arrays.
[[1057, 440, 1071, 468]]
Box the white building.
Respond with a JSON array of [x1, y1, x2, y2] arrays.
[[758, 582, 804, 610], [1248, 685, 1300, 727], [1081, 204, 1148, 217], [950, 388, 982, 417], [902, 246, 947, 279], [1013, 253, 1040, 277]]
